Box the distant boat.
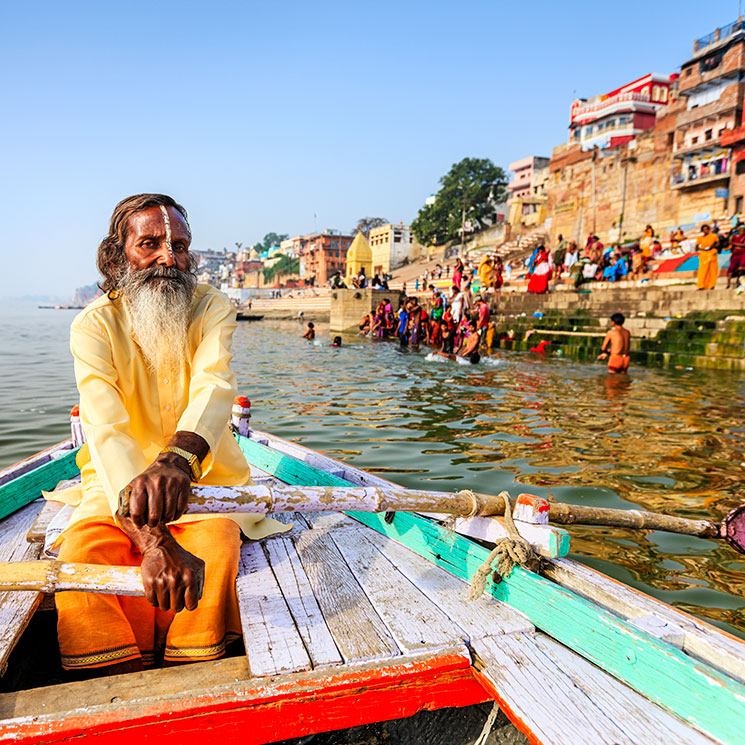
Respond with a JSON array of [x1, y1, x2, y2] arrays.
[[236, 312, 264, 321], [37, 305, 84, 310]]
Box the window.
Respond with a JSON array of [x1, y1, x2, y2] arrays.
[[685, 67, 693, 76], [692, 136, 699, 144], [736, 196, 743, 213], [705, 129, 713, 141], [719, 128, 726, 137], [667, 132, 674, 146], [585, 125, 594, 135], [653, 86, 660, 101], [641, 86, 650, 97], [737, 160, 745, 175], [660, 87, 668, 102]]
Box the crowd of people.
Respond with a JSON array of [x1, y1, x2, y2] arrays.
[[329, 267, 390, 290], [357, 285, 493, 363]]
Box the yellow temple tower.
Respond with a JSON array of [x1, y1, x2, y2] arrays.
[[345, 231, 373, 284]]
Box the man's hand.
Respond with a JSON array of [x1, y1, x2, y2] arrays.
[[597, 352, 608, 360], [126, 452, 192, 527], [140, 533, 205, 612]]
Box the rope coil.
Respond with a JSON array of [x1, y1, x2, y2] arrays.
[[463, 490, 538, 600]]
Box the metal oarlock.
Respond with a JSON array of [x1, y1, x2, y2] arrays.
[[231, 396, 251, 437]]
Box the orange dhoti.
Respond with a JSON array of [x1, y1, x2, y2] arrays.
[[55, 516, 242, 670]]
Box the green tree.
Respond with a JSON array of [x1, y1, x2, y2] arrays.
[[411, 158, 507, 246], [353, 217, 388, 238], [263, 255, 300, 283]]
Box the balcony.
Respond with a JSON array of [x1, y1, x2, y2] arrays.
[[571, 92, 656, 124], [671, 146, 731, 188], [695, 19, 745, 53]]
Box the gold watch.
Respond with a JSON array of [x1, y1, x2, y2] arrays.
[[161, 446, 202, 482]]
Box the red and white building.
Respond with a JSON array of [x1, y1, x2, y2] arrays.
[[569, 73, 678, 150]]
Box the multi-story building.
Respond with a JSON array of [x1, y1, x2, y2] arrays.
[[300, 230, 353, 285], [680, 18, 745, 216], [508, 156, 550, 201], [279, 235, 306, 258], [569, 73, 677, 151], [368, 223, 415, 275]]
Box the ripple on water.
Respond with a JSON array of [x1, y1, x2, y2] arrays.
[[2, 309, 745, 637]]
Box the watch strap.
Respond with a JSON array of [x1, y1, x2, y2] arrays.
[[161, 446, 202, 481]]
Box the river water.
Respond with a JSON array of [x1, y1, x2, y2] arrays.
[[2, 302, 745, 638]]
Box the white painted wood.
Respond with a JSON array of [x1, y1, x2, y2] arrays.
[[544, 557, 745, 684], [0, 440, 73, 487], [263, 537, 342, 669], [513, 493, 550, 525], [236, 541, 311, 677], [359, 527, 533, 639], [474, 632, 720, 745], [330, 529, 465, 654], [292, 530, 400, 663], [436, 514, 569, 558], [0, 501, 45, 674], [302, 511, 360, 531]]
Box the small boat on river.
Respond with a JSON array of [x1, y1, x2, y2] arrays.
[[236, 312, 265, 321], [0, 415, 743, 744]]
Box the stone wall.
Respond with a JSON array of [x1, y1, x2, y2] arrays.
[[330, 288, 398, 331]]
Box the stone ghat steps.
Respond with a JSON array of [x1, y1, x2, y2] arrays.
[[490, 311, 745, 370]]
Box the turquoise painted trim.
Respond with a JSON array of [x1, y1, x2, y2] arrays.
[[0, 447, 80, 522], [236, 434, 745, 744]]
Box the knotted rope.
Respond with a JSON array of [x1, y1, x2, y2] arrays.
[[465, 489, 538, 600]]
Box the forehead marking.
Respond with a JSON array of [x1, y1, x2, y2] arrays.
[[159, 205, 173, 258]]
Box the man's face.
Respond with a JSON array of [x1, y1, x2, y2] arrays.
[[123, 206, 192, 274]]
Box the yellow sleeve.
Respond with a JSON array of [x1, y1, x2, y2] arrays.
[[177, 292, 238, 455], [70, 321, 149, 516]]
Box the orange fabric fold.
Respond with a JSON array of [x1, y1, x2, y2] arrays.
[[55, 516, 242, 670]]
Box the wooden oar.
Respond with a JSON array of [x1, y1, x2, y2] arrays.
[[118, 483, 743, 551], [0, 561, 143, 595]]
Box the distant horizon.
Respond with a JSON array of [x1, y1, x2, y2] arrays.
[[0, 0, 737, 297]]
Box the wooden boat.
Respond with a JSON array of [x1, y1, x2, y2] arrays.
[[236, 312, 265, 321], [0, 421, 744, 744]]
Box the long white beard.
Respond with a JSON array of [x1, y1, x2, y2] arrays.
[[120, 265, 196, 378]]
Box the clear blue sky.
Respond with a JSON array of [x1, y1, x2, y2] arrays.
[[0, 0, 739, 298]]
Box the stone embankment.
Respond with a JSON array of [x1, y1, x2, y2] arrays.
[[489, 283, 745, 370]]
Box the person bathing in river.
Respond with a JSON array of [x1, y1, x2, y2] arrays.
[[302, 321, 315, 340], [597, 312, 631, 373]]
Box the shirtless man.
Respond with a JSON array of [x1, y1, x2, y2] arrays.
[[302, 322, 315, 340], [597, 312, 630, 373], [437, 319, 480, 363]]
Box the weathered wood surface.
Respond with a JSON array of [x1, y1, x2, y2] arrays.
[[292, 530, 400, 663], [474, 632, 720, 745], [26, 499, 64, 543], [263, 537, 343, 669], [330, 528, 465, 655], [349, 509, 745, 745], [0, 447, 80, 522], [544, 556, 745, 685], [422, 512, 570, 558], [0, 560, 143, 595], [358, 528, 533, 640], [236, 541, 312, 677], [0, 501, 44, 674], [0, 440, 73, 487]]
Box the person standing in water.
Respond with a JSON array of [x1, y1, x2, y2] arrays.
[[302, 322, 315, 340], [597, 313, 631, 373]]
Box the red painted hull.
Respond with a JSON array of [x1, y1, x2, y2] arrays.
[[0, 651, 494, 745]]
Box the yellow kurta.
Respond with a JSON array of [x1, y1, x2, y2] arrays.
[[478, 259, 493, 288], [64, 283, 284, 540]]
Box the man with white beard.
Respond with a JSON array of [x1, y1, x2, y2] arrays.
[[56, 194, 285, 676]]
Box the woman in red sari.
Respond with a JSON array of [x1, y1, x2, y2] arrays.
[[527, 246, 551, 294], [727, 225, 745, 289]]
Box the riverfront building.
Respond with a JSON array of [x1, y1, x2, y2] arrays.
[[569, 73, 677, 151], [299, 231, 353, 286], [368, 223, 415, 276], [545, 18, 745, 246]]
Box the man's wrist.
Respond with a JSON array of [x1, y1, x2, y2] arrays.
[[156, 450, 193, 478], [119, 518, 175, 554]]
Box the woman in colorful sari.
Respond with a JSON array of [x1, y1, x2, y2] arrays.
[[728, 225, 745, 289], [492, 256, 504, 291], [527, 246, 551, 294]]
